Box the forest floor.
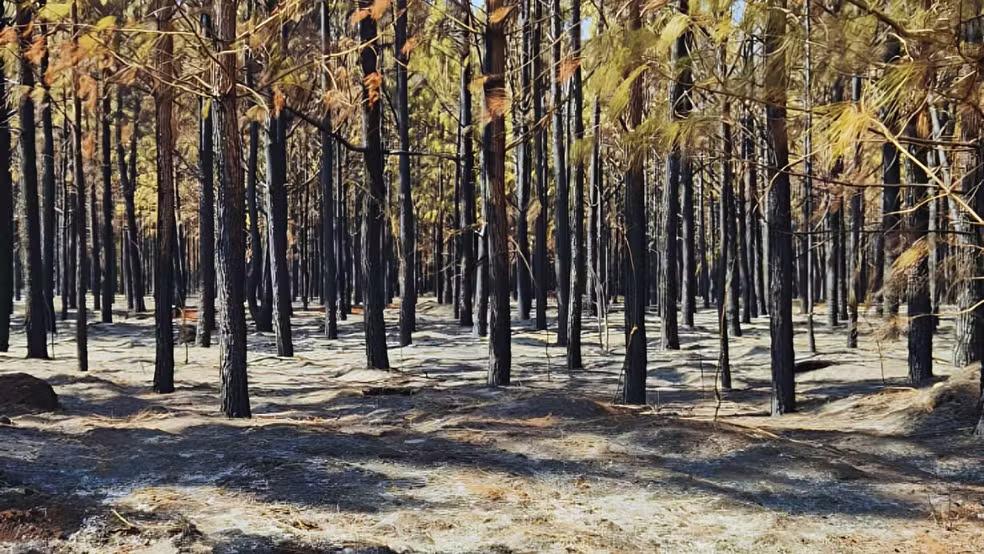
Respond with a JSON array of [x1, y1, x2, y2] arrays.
[[1, 295, 983, 553]]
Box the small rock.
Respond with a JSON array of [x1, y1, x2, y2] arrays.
[[0, 416, 11, 425]]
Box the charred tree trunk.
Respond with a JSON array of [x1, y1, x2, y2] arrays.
[[16, 2, 48, 359], [265, 111, 293, 357], [847, 75, 865, 348], [215, 0, 250, 418], [71, 4, 87, 371], [119, 91, 146, 313], [197, 15, 216, 347], [320, 0, 337, 339], [359, 1, 390, 369], [100, 83, 114, 323], [905, 117, 932, 386], [458, 12, 476, 329], [396, 0, 415, 346], [551, 0, 570, 346], [152, 2, 176, 393], [484, 0, 511, 384], [40, 16, 56, 334], [532, 0, 548, 331], [661, 0, 691, 350], [765, 0, 795, 414], [515, 0, 532, 321], [566, 0, 585, 370], [0, 3, 13, 352], [621, 0, 647, 405]]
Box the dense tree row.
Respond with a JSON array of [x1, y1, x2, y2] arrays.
[[0, 0, 980, 433]]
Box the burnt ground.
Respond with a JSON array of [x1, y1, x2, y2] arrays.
[[0, 296, 982, 553]]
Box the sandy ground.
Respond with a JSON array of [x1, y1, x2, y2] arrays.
[[0, 294, 982, 553]]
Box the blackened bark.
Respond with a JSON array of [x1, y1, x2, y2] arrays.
[[119, 91, 146, 313], [532, 0, 547, 330], [101, 85, 114, 323], [515, 0, 532, 321], [661, 0, 691, 350], [484, 0, 511, 384], [765, 0, 795, 414], [71, 5, 87, 371], [40, 18, 56, 334], [0, 4, 12, 352], [847, 76, 864, 348], [566, 0, 585, 370], [359, 2, 390, 369], [215, 0, 250, 418], [719, 81, 734, 389], [458, 13, 476, 329], [16, 2, 48, 359], [878, 32, 902, 316], [245, 42, 263, 327], [396, 0, 415, 346], [320, 0, 337, 339], [153, 2, 176, 393], [265, 113, 293, 357], [551, 0, 570, 346], [197, 17, 216, 347], [621, 0, 647, 405], [906, 118, 932, 386]]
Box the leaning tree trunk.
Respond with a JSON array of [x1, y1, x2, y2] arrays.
[[359, 1, 390, 369], [765, 0, 795, 414], [621, 0, 647, 405], [16, 1, 48, 359], [396, 0, 416, 346], [215, 0, 250, 418], [484, 0, 511, 385], [197, 16, 216, 347], [152, 1, 177, 393]]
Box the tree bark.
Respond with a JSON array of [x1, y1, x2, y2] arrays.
[[621, 0, 647, 405], [0, 2, 13, 352], [265, 111, 294, 357], [16, 1, 48, 359], [153, 1, 176, 393], [661, 0, 691, 350], [215, 0, 250, 418], [765, 0, 795, 414], [551, 0, 570, 346], [484, 0, 511, 385], [396, 0, 416, 346], [320, 0, 337, 339], [197, 15, 216, 347], [566, 0, 585, 370], [100, 82, 115, 323], [359, 1, 390, 369]]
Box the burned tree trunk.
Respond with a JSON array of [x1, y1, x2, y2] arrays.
[[215, 0, 250, 418], [359, 1, 390, 369]]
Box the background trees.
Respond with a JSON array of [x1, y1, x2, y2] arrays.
[[0, 0, 979, 432]]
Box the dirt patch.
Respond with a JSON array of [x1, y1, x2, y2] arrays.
[[0, 482, 87, 543], [0, 373, 58, 416]]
